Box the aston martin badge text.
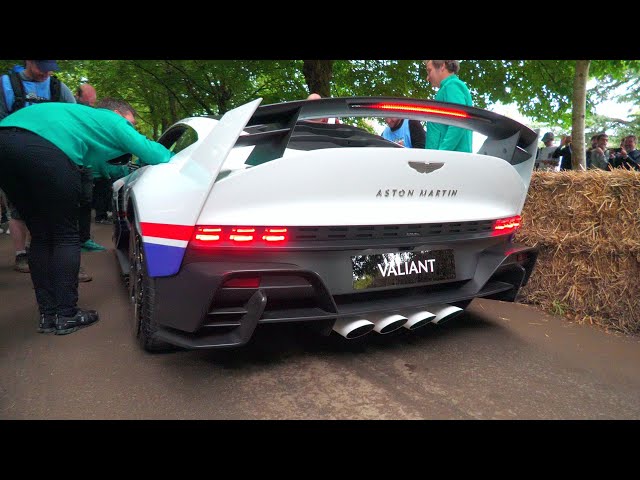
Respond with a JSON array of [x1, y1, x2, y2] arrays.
[[376, 189, 458, 198]]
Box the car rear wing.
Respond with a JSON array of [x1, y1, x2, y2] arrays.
[[234, 96, 539, 169]]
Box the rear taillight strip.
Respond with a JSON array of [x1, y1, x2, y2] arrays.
[[191, 226, 288, 247], [492, 215, 521, 236]]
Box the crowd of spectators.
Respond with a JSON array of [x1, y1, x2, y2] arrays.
[[536, 131, 639, 172]]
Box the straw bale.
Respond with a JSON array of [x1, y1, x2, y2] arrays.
[[515, 169, 640, 335]]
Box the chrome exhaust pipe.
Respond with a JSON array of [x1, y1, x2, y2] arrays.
[[403, 310, 436, 330], [367, 313, 408, 334], [430, 304, 464, 325], [332, 318, 375, 339]]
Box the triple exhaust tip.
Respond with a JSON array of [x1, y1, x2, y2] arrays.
[[333, 304, 463, 339]]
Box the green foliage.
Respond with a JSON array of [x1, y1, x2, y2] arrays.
[[2, 59, 638, 142], [332, 60, 428, 98], [551, 300, 569, 316]]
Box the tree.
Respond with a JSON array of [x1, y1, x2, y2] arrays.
[[572, 61, 590, 170], [302, 60, 333, 97], [3, 59, 638, 149]]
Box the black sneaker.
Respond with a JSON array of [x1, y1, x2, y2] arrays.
[[55, 309, 100, 335], [38, 314, 56, 333]]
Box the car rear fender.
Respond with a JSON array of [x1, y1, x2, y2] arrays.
[[129, 99, 263, 278]]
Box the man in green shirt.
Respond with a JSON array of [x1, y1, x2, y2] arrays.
[[0, 98, 174, 336], [424, 60, 473, 153]]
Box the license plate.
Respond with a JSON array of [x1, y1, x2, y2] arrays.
[[351, 249, 456, 290]]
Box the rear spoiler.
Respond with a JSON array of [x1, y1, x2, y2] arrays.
[[230, 96, 539, 167]]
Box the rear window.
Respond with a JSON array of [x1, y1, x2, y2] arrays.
[[287, 121, 402, 151]]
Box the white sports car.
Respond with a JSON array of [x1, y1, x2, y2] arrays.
[[111, 97, 539, 352]]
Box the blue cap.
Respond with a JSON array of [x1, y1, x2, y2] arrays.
[[33, 60, 59, 72]]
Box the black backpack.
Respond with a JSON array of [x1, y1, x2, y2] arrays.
[[4, 71, 62, 113]]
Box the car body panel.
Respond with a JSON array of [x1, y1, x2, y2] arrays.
[[197, 147, 526, 226], [124, 99, 261, 277], [111, 96, 540, 351]]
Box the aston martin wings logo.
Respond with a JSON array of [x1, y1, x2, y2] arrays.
[[408, 161, 444, 174]]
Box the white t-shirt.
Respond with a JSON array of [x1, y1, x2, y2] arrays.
[[537, 146, 560, 171]]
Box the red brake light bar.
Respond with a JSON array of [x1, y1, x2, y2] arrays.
[[492, 216, 521, 236], [352, 102, 470, 119], [191, 226, 288, 247], [194, 227, 221, 242], [262, 227, 287, 242], [229, 227, 256, 242]]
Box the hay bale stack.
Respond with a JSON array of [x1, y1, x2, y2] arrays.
[[516, 169, 640, 334]]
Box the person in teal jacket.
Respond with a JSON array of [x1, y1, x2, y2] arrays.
[[0, 98, 174, 336], [424, 60, 473, 153]]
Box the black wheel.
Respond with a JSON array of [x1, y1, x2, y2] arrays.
[[129, 227, 174, 353]]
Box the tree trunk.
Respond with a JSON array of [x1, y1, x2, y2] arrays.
[[302, 60, 334, 97], [215, 83, 232, 115], [572, 60, 590, 170]]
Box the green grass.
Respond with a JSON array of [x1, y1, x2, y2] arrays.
[[551, 300, 570, 316]]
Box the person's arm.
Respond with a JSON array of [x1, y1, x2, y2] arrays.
[[408, 120, 426, 149], [552, 146, 564, 158], [105, 162, 130, 180], [59, 82, 76, 104], [112, 117, 174, 165]]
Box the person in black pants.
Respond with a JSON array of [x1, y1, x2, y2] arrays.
[[75, 83, 106, 255], [78, 165, 105, 251], [1, 128, 89, 333], [92, 175, 113, 224], [0, 99, 173, 335]]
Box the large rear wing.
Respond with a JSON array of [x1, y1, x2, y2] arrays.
[[234, 96, 539, 168]]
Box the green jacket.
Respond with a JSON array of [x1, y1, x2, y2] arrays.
[[0, 102, 173, 170], [426, 74, 473, 153]]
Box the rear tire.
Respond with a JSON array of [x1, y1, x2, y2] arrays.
[[130, 227, 174, 353]]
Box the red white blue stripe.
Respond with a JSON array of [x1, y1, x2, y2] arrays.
[[140, 222, 194, 277]]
